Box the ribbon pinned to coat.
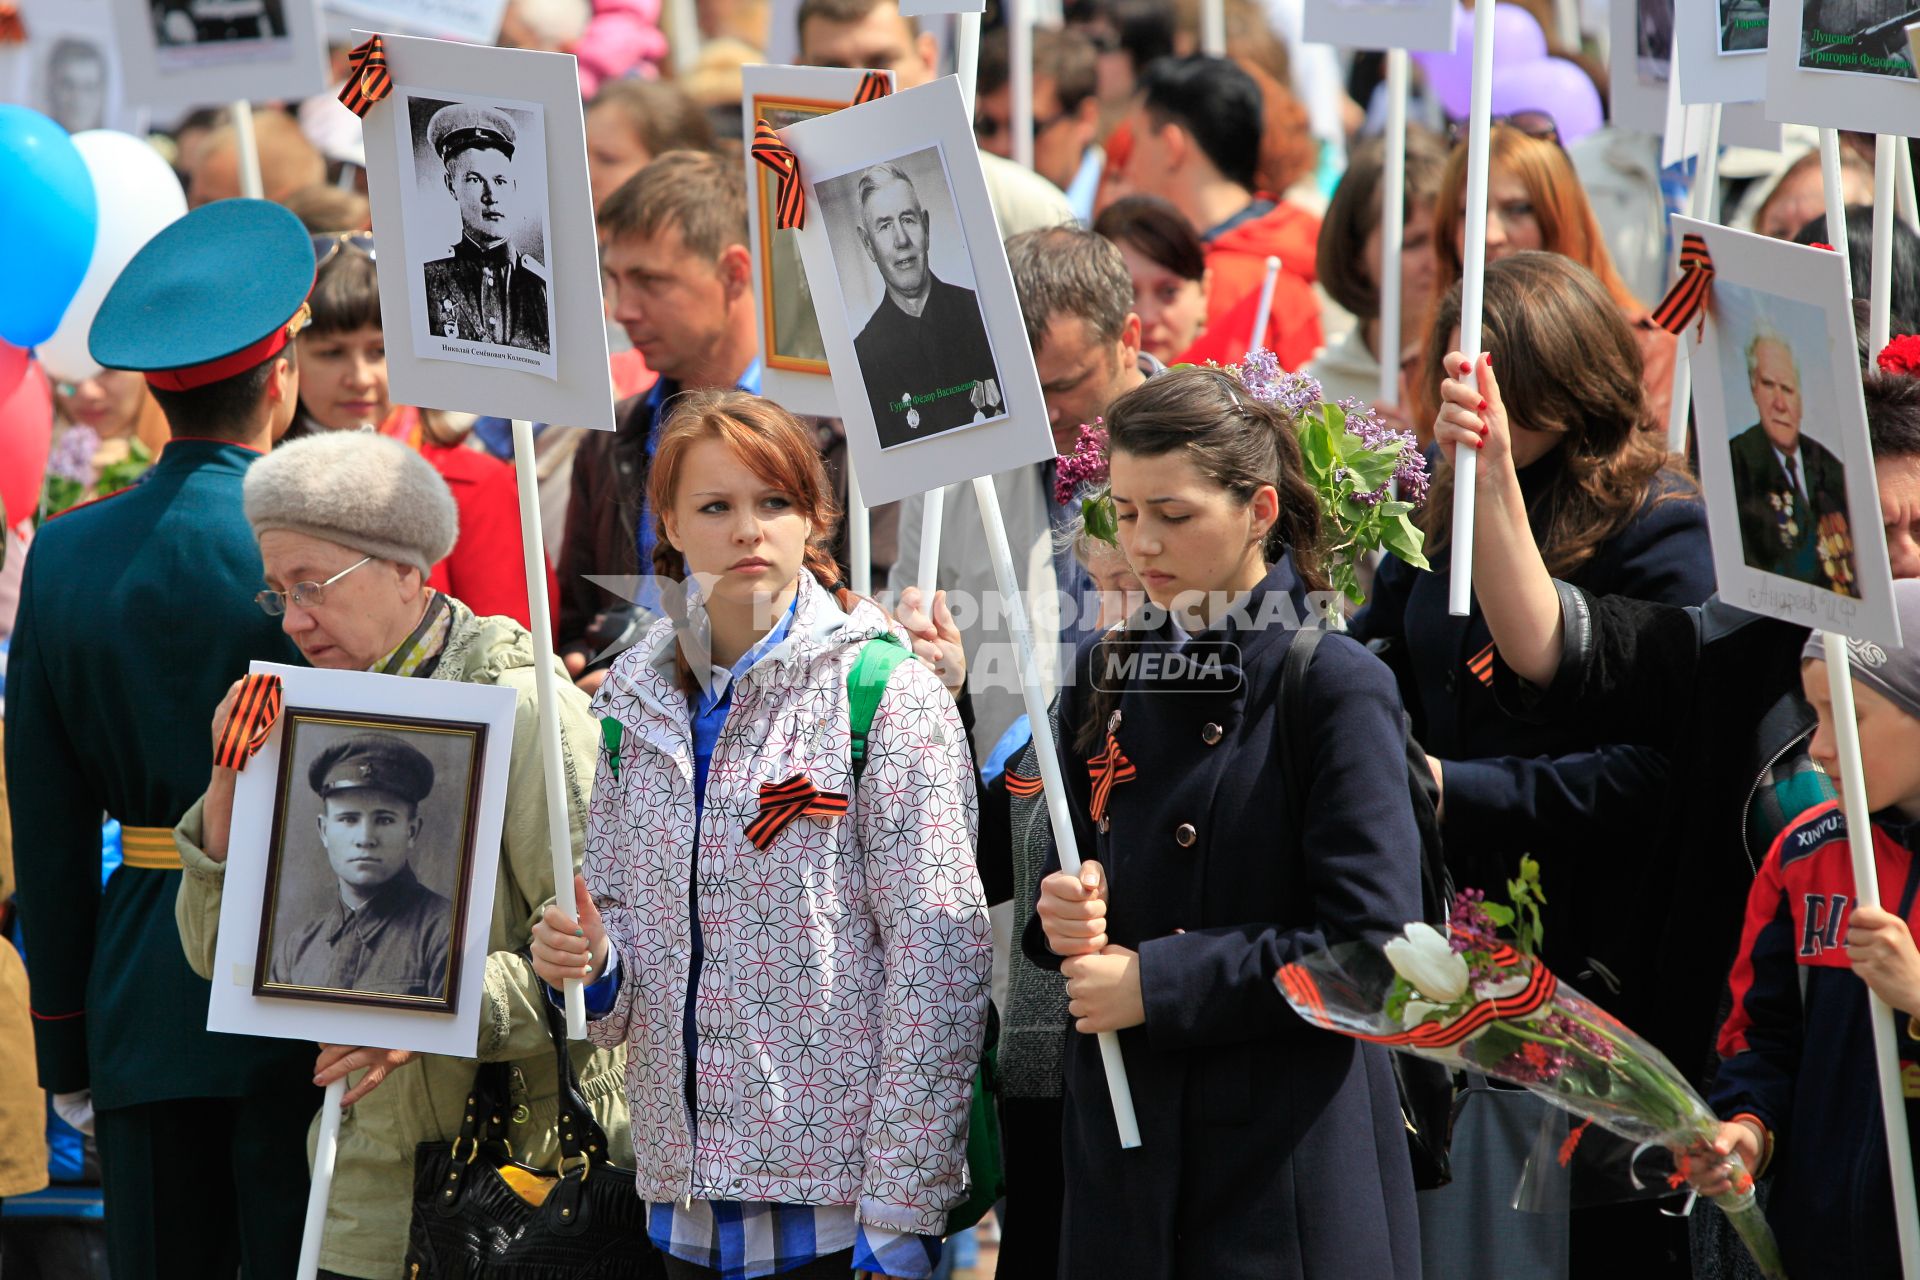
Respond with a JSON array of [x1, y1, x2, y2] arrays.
[[751, 118, 805, 230], [746, 775, 849, 849], [1652, 233, 1715, 338], [338, 34, 393, 118], [0, 5, 26, 44], [1087, 736, 1135, 824], [1004, 770, 1043, 799], [215, 673, 284, 772]]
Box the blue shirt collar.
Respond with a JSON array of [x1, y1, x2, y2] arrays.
[[644, 356, 765, 419], [693, 588, 797, 717]]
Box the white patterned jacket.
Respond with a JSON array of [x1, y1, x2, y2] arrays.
[[584, 572, 989, 1235]]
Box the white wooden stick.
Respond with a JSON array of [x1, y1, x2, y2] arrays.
[[1873, 136, 1897, 361], [1247, 255, 1281, 354], [1822, 639, 1920, 1278], [1820, 129, 1853, 283], [849, 459, 871, 597], [956, 11, 982, 117], [972, 472, 1141, 1148], [1448, 0, 1497, 618], [1377, 49, 1409, 409], [916, 487, 945, 602], [1010, 0, 1034, 173], [294, 1078, 346, 1280], [512, 419, 586, 1039], [1665, 102, 1721, 456], [1897, 141, 1918, 235], [1200, 0, 1226, 58], [232, 99, 263, 200], [669, 0, 699, 77]]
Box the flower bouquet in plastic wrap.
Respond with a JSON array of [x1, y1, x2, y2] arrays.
[[1274, 859, 1787, 1279]]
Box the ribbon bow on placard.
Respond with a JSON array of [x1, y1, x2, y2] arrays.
[[215, 673, 284, 772], [338, 35, 393, 118], [853, 71, 892, 104], [1652, 233, 1715, 338], [746, 775, 849, 849], [0, 5, 26, 44], [752, 118, 805, 231], [1087, 735, 1135, 824]]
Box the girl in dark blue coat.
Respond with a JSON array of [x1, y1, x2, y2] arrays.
[[1024, 366, 1423, 1278]]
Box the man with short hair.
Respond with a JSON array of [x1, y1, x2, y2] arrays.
[[43, 37, 108, 134], [186, 106, 327, 206], [1730, 333, 1855, 592], [6, 198, 317, 1279], [421, 103, 551, 354], [975, 26, 1104, 222], [1116, 54, 1323, 371], [796, 0, 1077, 237]]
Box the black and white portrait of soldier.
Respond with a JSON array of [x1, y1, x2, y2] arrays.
[[818, 149, 1004, 449], [41, 37, 109, 134], [418, 101, 552, 355], [266, 731, 457, 1003], [1797, 0, 1920, 79], [151, 0, 287, 46]]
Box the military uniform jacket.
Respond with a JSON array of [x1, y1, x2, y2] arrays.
[[1020, 558, 1422, 1278], [270, 864, 454, 997], [1729, 424, 1856, 594], [5, 439, 312, 1107], [854, 275, 998, 449], [423, 234, 551, 354]]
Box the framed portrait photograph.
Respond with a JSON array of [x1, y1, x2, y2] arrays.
[[360, 31, 615, 432], [1677, 216, 1902, 648], [1301, 0, 1457, 56], [253, 710, 488, 1013], [1675, 0, 1766, 103], [207, 663, 517, 1056], [1, 0, 131, 134], [742, 64, 895, 419], [1766, 0, 1920, 132], [110, 0, 326, 120], [785, 77, 1053, 507]]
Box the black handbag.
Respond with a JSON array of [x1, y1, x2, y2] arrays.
[[403, 994, 661, 1279]]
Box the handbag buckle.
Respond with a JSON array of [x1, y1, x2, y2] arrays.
[[559, 1152, 590, 1180]]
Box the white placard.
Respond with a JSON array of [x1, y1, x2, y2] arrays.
[[1679, 215, 1902, 647], [1676, 0, 1767, 104], [1765, 0, 1920, 135], [901, 0, 984, 15], [0, 0, 136, 132], [208, 663, 516, 1057], [324, 0, 508, 45], [783, 75, 1053, 508], [111, 0, 328, 119], [1301, 0, 1457, 55], [360, 32, 615, 431], [742, 64, 894, 420], [1609, 0, 1672, 135]]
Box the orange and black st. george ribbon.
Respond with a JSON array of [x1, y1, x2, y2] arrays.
[[0, 5, 26, 44], [1004, 770, 1044, 799], [1467, 642, 1495, 688], [337, 35, 393, 118], [752, 119, 805, 230], [853, 71, 892, 105], [214, 673, 284, 771], [746, 775, 849, 849], [1652, 233, 1715, 338], [1087, 736, 1136, 824]]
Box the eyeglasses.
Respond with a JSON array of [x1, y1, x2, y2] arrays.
[[312, 231, 377, 269], [973, 110, 1068, 142], [1447, 111, 1562, 148], [254, 556, 373, 616]]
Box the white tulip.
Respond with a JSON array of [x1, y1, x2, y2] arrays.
[[1383, 922, 1470, 1004]]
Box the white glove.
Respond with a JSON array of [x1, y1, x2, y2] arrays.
[[52, 1089, 95, 1136]]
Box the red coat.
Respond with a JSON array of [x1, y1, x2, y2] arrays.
[[1179, 199, 1324, 371]]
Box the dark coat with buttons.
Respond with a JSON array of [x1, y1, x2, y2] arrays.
[[1022, 557, 1423, 1279]]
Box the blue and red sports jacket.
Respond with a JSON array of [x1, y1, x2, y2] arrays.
[[1714, 800, 1920, 1278]]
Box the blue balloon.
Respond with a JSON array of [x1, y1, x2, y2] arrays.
[[0, 107, 99, 349]]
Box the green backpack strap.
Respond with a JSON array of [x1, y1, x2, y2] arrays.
[[847, 633, 911, 790]]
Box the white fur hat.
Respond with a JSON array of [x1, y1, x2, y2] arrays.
[[244, 430, 459, 575]]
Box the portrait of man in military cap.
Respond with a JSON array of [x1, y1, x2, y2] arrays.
[[151, 0, 287, 49], [407, 94, 553, 361], [258, 718, 484, 1011]]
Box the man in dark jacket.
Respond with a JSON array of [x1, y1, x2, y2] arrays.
[[1729, 333, 1855, 594]]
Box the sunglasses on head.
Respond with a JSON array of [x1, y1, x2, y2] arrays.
[[1447, 111, 1561, 148], [312, 231, 377, 268]]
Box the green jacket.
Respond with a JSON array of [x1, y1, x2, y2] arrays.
[[175, 599, 630, 1280], [5, 439, 312, 1106]]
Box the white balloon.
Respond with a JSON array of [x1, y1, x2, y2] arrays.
[[37, 131, 189, 384]]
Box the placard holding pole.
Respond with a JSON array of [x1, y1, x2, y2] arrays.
[[1665, 101, 1721, 455], [1377, 49, 1408, 409], [232, 99, 264, 200], [849, 463, 871, 596], [295, 1078, 347, 1280], [1009, 0, 1033, 172], [1448, 0, 1497, 618], [1247, 255, 1280, 355], [1200, 0, 1225, 59]]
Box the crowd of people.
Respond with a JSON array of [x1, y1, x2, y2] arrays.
[[4, 1, 1920, 1278]]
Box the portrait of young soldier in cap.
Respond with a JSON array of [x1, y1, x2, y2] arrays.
[[420, 101, 552, 355], [266, 732, 457, 1002]]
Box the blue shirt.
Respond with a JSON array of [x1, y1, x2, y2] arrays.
[[631, 360, 764, 613]]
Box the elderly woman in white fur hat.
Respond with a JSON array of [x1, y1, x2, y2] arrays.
[[169, 430, 631, 1280]]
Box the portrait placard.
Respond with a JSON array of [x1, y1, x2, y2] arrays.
[[360, 32, 615, 431], [110, 0, 327, 120], [743, 65, 894, 419], [1301, 0, 1457, 55], [1676, 0, 1767, 103], [1765, 0, 1920, 133], [899, 0, 984, 16], [1609, 0, 1673, 134], [208, 664, 514, 1054], [0, 0, 134, 133], [1677, 216, 1901, 648], [783, 75, 1053, 508], [323, 0, 510, 44]]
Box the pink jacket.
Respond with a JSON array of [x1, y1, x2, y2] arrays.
[[573, 0, 668, 96], [584, 572, 989, 1234]]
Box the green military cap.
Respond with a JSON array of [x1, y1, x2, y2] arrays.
[[309, 733, 435, 805], [426, 103, 517, 164]]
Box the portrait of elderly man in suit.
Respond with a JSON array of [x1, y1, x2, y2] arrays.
[[847, 159, 1002, 447], [1729, 330, 1858, 596], [421, 103, 551, 355]]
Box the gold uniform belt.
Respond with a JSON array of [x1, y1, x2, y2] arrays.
[[119, 826, 180, 871]]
